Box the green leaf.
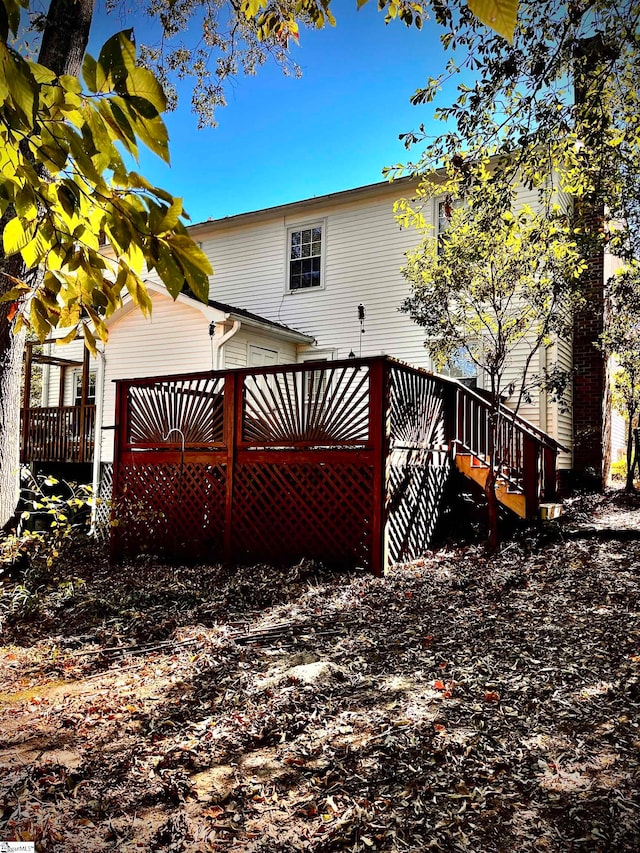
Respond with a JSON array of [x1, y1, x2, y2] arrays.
[[13, 184, 37, 218], [168, 235, 212, 302], [59, 74, 82, 94], [96, 98, 138, 158], [0, 282, 31, 302], [124, 270, 153, 317], [82, 53, 98, 93], [81, 322, 98, 356], [29, 62, 56, 84], [21, 228, 51, 269], [167, 235, 212, 272], [154, 239, 184, 298], [30, 298, 52, 340], [128, 171, 174, 203], [1, 44, 35, 125], [96, 29, 136, 93], [158, 198, 184, 233], [123, 103, 169, 162], [467, 0, 517, 42], [1, 0, 23, 38]]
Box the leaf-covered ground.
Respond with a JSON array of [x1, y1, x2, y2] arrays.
[[1, 492, 639, 852]]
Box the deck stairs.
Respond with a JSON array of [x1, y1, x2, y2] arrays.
[[454, 451, 528, 518], [450, 381, 566, 520]]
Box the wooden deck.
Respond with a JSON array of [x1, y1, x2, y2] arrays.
[[21, 404, 96, 464], [21, 338, 95, 465], [108, 357, 563, 572]]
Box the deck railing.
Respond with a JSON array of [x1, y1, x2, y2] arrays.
[[105, 357, 564, 569], [21, 405, 96, 464], [452, 382, 562, 511]]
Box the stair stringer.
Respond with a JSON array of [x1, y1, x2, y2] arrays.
[[454, 453, 527, 519]]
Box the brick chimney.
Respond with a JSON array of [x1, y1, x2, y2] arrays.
[[570, 35, 612, 490]]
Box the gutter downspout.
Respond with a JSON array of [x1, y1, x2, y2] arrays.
[[210, 319, 241, 371], [90, 346, 106, 534]]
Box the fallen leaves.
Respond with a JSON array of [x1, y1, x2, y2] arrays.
[[0, 492, 639, 850]]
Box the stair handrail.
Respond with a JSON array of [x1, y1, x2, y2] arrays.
[[447, 378, 566, 511], [448, 379, 568, 454]]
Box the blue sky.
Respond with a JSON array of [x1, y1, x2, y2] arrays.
[[90, 3, 461, 223]]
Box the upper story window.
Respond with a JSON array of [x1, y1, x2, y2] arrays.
[[437, 347, 478, 389], [288, 223, 323, 291]]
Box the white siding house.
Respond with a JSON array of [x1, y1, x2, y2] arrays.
[[182, 178, 575, 468], [35, 175, 621, 491]]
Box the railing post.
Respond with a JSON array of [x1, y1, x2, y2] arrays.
[[369, 359, 389, 576], [223, 371, 239, 565], [542, 447, 557, 500], [78, 345, 90, 463], [523, 435, 540, 519], [443, 382, 458, 456]]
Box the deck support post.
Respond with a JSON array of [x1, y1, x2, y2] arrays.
[[223, 371, 239, 565], [109, 379, 128, 562], [523, 436, 540, 519], [542, 447, 557, 500], [369, 359, 389, 576]]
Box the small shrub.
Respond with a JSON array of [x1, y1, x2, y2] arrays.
[[0, 470, 93, 622]]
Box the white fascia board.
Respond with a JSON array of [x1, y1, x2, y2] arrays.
[[226, 313, 314, 344], [106, 280, 225, 328]]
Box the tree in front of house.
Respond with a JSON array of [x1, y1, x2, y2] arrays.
[[0, 5, 212, 527], [401, 175, 585, 546], [602, 267, 640, 491], [390, 1, 640, 490]]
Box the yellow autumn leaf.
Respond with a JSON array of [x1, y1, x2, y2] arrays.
[[468, 0, 517, 42]]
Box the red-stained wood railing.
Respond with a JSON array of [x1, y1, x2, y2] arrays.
[[109, 357, 564, 570], [21, 405, 96, 464], [111, 358, 387, 572]]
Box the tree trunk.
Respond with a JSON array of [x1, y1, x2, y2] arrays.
[[38, 0, 95, 77], [0, 0, 95, 528], [0, 299, 24, 529], [626, 414, 639, 492], [625, 416, 634, 491]]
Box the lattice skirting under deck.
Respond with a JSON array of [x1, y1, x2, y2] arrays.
[[92, 463, 113, 540], [113, 462, 226, 561], [231, 461, 374, 568], [387, 459, 451, 563]]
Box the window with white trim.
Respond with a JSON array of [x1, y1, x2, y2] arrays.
[[73, 370, 96, 406], [288, 223, 323, 291], [437, 347, 479, 389]]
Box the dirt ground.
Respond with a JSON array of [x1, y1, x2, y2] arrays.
[[1, 491, 639, 852]]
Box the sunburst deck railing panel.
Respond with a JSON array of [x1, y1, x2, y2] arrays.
[[126, 375, 225, 448], [241, 362, 371, 447], [111, 361, 385, 568]]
